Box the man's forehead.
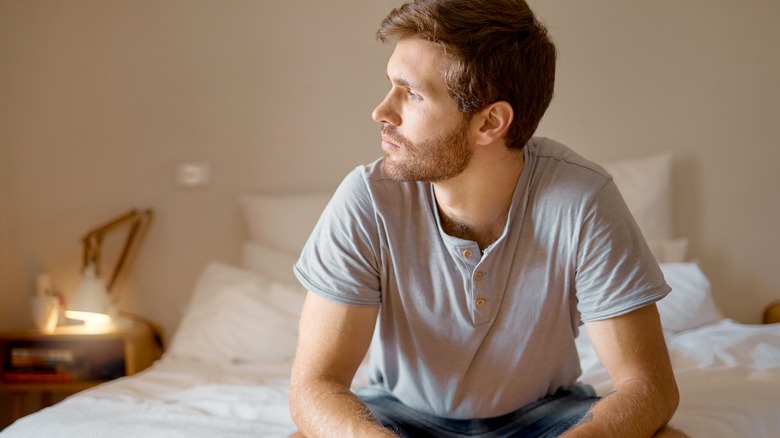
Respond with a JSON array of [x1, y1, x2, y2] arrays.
[[387, 38, 450, 91]]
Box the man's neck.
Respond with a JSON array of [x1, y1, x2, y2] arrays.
[[434, 149, 525, 251]]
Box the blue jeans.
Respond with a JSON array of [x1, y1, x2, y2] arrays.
[[356, 385, 599, 438]]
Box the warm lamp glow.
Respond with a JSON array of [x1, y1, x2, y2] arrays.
[[65, 264, 112, 325], [64, 310, 112, 325]]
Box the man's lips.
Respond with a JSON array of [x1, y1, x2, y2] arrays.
[[381, 136, 401, 150]]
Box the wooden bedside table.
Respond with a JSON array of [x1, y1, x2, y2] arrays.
[[764, 300, 780, 324], [0, 322, 161, 422]]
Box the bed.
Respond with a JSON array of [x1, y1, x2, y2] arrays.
[[3, 152, 779, 437]]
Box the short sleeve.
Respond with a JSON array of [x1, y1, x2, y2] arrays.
[[293, 167, 382, 306], [575, 180, 670, 322]]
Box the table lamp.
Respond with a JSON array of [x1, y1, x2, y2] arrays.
[[65, 209, 153, 325]]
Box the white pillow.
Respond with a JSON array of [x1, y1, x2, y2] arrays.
[[656, 263, 723, 335], [241, 241, 299, 285], [602, 152, 674, 242], [239, 193, 332, 255], [646, 238, 689, 264], [166, 262, 306, 364], [602, 152, 689, 263]]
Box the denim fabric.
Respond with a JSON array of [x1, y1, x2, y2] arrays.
[[357, 385, 599, 438]]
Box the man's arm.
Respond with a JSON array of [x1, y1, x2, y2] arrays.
[[562, 303, 681, 437], [289, 292, 396, 438]]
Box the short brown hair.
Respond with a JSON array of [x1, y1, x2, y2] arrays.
[[377, 0, 557, 150]]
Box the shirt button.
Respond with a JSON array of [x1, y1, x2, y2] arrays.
[[474, 271, 484, 281], [462, 249, 473, 258], [475, 298, 487, 308]]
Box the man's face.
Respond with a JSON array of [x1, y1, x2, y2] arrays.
[[372, 38, 473, 183]]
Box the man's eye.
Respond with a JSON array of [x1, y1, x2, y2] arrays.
[[408, 91, 422, 102]]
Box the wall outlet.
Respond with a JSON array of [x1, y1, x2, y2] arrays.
[[175, 162, 212, 188]]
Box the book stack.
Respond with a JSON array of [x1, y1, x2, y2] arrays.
[[2, 347, 83, 383]]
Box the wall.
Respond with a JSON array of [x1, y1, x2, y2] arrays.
[[0, 0, 778, 414], [0, 61, 11, 425], [0, 99, 9, 313]]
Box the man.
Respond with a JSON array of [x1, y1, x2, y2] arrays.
[[290, 0, 684, 436]]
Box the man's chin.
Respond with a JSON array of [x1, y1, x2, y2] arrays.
[[382, 157, 407, 182], [383, 160, 440, 183]]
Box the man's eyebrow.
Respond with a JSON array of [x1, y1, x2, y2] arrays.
[[388, 74, 424, 92]]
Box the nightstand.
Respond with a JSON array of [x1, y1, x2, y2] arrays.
[[764, 300, 780, 324], [0, 322, 161, 422]]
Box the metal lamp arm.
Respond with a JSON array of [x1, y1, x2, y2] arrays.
[[80, 209, 153, 294]]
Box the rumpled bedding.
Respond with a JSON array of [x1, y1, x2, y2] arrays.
[[3, 320, 779, 437]]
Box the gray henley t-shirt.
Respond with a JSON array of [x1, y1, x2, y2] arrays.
[[294, 137, 670, 419]]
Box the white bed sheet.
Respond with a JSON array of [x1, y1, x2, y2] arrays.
[[4, 320, 779, 437], [1, 358, 299, 438]]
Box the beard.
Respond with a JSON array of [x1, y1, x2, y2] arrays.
[[381, 119, 473, 183]]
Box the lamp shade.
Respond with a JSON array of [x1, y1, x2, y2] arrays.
[[65, 264, 112, 325]]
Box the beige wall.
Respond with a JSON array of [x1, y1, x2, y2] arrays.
[[0, 0, 778, 354]]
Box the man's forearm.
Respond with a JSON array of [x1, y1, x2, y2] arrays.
[[290, 378, 397, 438], [561, 378, 679, 437]]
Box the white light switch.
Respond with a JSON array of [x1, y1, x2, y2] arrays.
[[175, 162, 212, 187]]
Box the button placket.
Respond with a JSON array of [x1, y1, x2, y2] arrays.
[[473, 269, 487, 314], [471, 254, 495, 324], [456, 244, 484, 323]]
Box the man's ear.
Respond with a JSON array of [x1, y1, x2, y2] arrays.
[[472, 101, 513, 146]]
